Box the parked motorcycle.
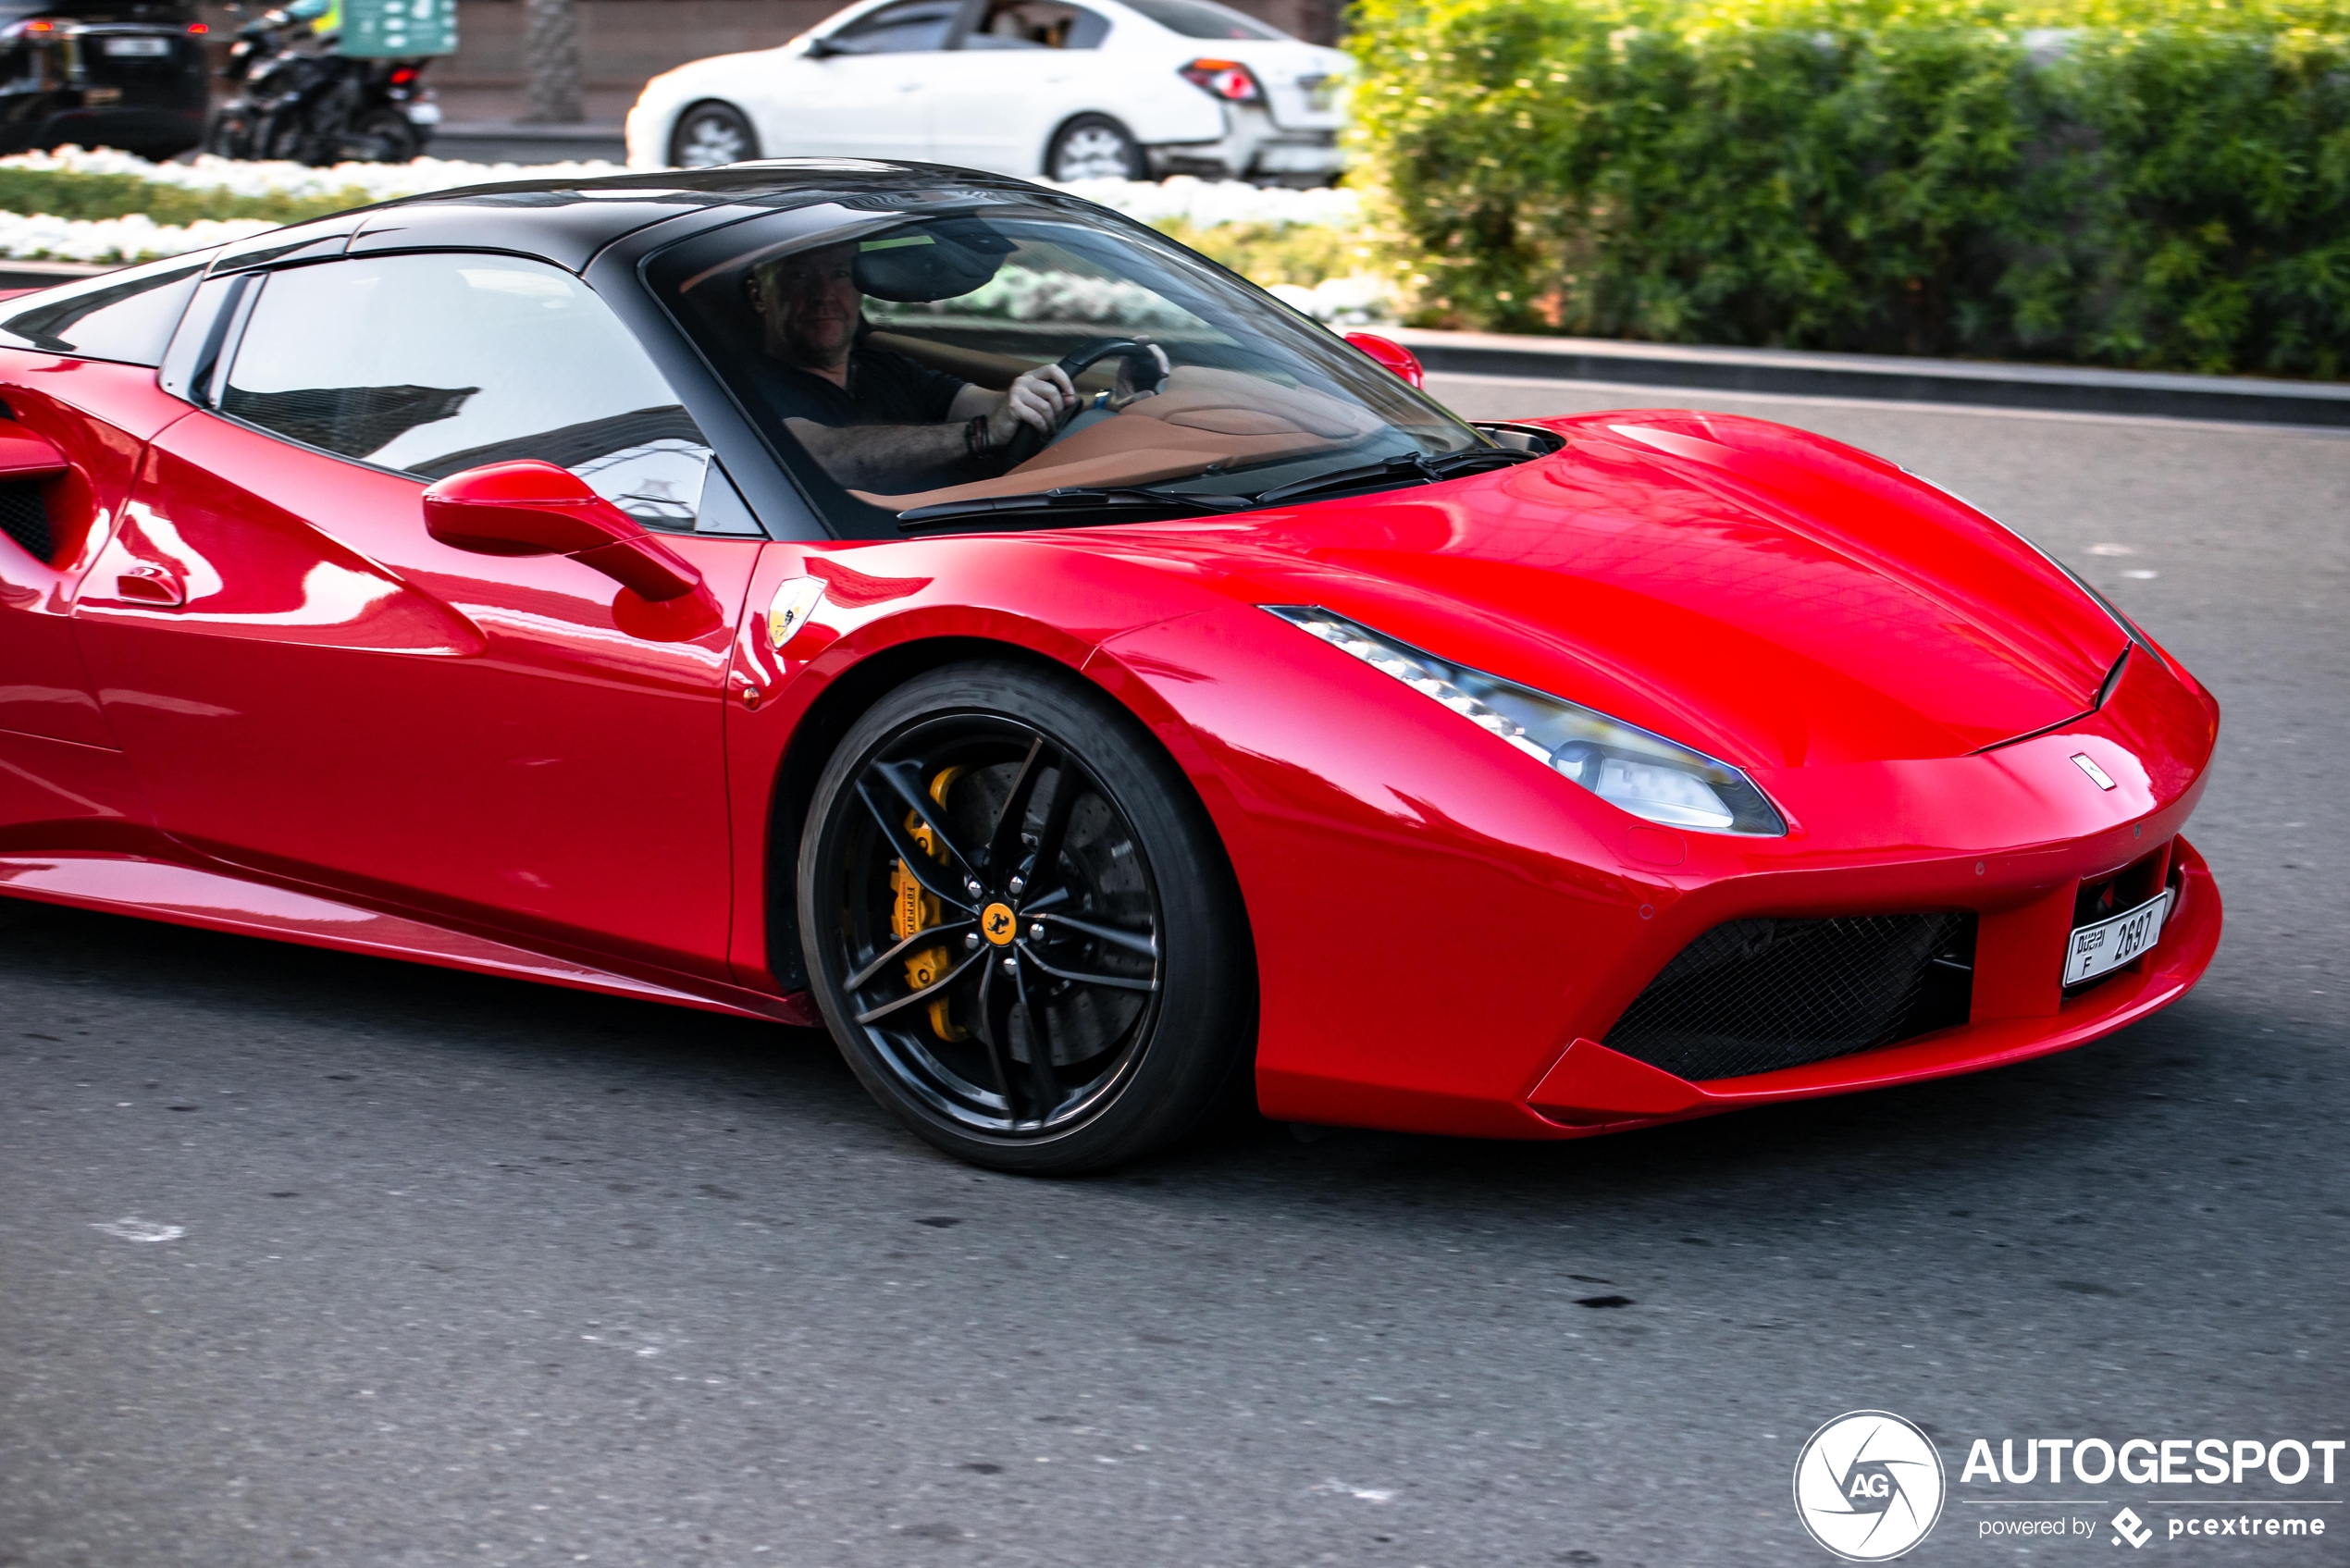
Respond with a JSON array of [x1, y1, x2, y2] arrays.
[[205, 3, 437, 164]]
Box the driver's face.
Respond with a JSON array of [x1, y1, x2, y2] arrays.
[[751, 244, 860, 369]]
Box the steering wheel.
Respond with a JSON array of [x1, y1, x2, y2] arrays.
[[996, 338, 1169, 469]]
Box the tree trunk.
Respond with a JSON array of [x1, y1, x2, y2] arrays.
[[521, 0, 584, 124]]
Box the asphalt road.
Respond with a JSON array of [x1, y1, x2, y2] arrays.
[[4, 381, 2344, 1567]]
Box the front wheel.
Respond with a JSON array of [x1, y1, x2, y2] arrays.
[[798, 660, 1254, 1173], [1045, 114, 1146, 181], [670, 100, 759, 168]]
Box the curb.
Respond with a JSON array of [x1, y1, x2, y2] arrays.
[[1382, 326, 2350, 429], [432, 121, 629, 165]]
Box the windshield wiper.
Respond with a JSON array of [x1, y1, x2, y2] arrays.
[[895, 446, 1540, 530], [1249, 446, 1538, 508], [897, 486, 1255, 530]]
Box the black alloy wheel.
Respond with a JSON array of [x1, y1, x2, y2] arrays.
[[670, 101, 760, 168], [799, 661, 1253, 1173], [1045, 114, 1147, 181]]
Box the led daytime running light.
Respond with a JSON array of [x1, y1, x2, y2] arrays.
[[1265, 605, 1786, 836]]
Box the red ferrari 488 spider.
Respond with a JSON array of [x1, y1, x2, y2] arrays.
[[0, 165, 2220, 1171]]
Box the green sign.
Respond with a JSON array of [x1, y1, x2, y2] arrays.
[[340, 0, 457, 58]]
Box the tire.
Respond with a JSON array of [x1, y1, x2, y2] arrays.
[[204, 107, 252, 159], [1045, 114, 1146, 182], [798, 659, 1254, 1174], [345, 106, 422, 164], [255, 109, 310, 164], [669, 101, 759, 168]]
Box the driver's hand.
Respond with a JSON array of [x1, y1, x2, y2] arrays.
[[992, 365, 1078, 445], [1116, 340, 1171, 400]]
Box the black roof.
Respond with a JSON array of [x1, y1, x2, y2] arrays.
[[201, 161, 1086, 278]]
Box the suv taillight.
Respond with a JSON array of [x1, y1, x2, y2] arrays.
[[1179, 57, 1261, 102]]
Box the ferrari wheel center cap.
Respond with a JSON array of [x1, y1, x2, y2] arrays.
[[982, 901, 1018, 946]]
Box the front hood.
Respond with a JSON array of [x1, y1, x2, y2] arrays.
[[1161, 412, 2128, 770]]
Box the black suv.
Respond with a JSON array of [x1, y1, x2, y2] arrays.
[[0, 0, 206, 159]]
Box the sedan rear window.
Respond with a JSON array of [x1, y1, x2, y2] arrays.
[[1119, 0, 1281, 40], [967, 0, 1109, 48]]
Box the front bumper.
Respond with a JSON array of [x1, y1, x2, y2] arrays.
[[1521, 833, 2220, 1133], [1095, 586, 2224, 1142]]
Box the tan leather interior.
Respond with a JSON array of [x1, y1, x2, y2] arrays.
[[865, 327, 1137, 396], [866, 330, 1032, 391], [851, 365, 1382, 512]]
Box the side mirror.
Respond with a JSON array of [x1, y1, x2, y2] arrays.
[[1343, 331, 1425, 390], [804, 33, 844, 56], [422, 461, 718, 639]]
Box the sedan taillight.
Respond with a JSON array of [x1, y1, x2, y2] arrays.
[[1179, 57, 1262, 103]]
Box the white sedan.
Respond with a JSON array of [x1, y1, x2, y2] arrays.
[[625, 0, 1349, 184]]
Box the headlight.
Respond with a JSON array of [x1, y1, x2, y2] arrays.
[[1266, 606, 1787, 836]]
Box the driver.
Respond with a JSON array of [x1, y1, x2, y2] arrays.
[[744, 242, 1078, 491]]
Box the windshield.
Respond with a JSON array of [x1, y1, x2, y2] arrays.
[[648, 197, 1485, 536]]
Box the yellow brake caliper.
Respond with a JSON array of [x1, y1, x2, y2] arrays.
[[890, 766, 969, 1042]]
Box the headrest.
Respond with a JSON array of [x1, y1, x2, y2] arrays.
[[851, 219, 1015, 302]]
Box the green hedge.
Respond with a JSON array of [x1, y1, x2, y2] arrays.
[[0, 168, 364, 226], [1347, 0, 2350, 375]]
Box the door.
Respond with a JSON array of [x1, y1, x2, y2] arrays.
[[0, 256, 207, 748], [70, 251, 764, 981], [757, 0, 968, 161], [928, 0, 1108, 175]]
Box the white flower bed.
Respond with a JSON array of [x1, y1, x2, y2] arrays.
[[1054, 174, 1362, 232], [0, 144, 633, 204], [1267, 275, 1394, 326], [0, 149, 1392, 318], [1, 148, 1364, 226], [0, 209, 277, 262]]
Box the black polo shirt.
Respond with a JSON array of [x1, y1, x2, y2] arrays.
[[748, 337, 968, 428]]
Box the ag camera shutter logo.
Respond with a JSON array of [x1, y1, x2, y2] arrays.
[[1794, 1411, 1947, 1561]]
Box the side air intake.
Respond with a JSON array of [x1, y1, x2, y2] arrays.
[[0, 478, 52, 563]]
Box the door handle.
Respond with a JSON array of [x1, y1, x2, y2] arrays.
[[115, 565, 184, 607]]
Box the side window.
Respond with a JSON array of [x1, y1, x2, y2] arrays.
[[829, 0, 961, 52], [0, 253, 208, 366], [219, 253, 751, 535], [968, 0, 1107, 48]]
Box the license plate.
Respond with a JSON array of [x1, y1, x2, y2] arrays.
[[2064, 888, 2171, 985], [1299, 74, 1335, 111], [103, 35, 172, 56]]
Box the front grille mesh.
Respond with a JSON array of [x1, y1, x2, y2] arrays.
[[1604, 912, 1976, 1083], [0, 480, 51, 563]]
